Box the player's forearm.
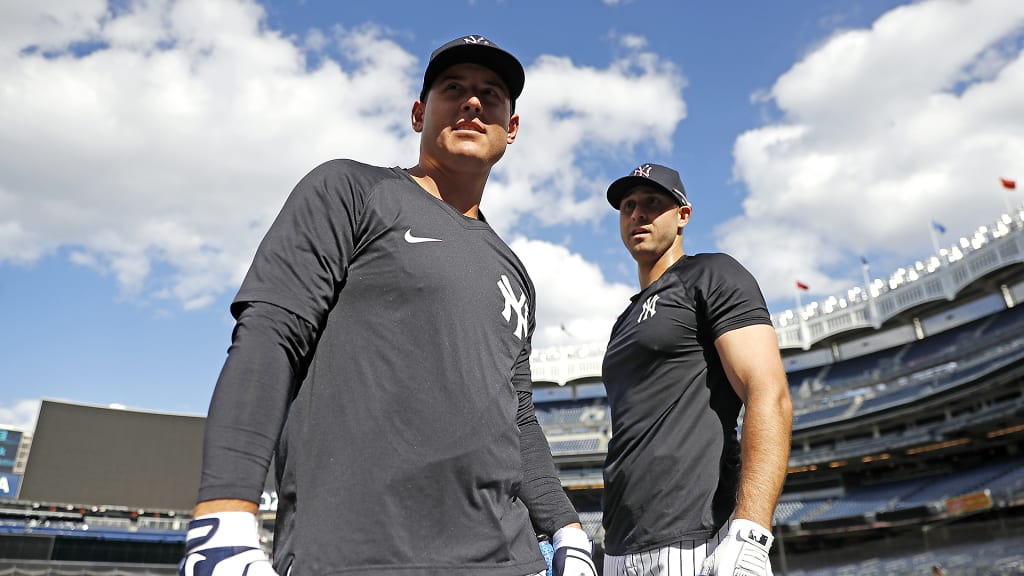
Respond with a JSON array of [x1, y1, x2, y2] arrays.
[[198, 303, 316, 504], [734, 382, 793, 528], [516, 391, 581, 534]]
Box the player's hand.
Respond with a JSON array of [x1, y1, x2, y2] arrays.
[[551, 525, 597, 576], [699, 519, 774, 576], [178, 512, 279, 576]]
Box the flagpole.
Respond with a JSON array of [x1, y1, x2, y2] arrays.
[[1001, 178, 1018, 217], [861, 257, 879, 328], [929, 221, 942, 258], [794, 284, 809, 349]]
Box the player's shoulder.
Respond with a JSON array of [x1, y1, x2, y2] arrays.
[[293, 159, 409, 207], [305, 158, 404, 184], [689, 252, 742, 265], [678, 252, 759, 287], [678, 252, 748, 274]]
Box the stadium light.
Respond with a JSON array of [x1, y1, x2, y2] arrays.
[[905, 438, 970, 455], [986, 423, 1024, 438]]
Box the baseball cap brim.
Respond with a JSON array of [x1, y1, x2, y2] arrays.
[[607, 176, 687, 209], [420, 42, 525, 103]]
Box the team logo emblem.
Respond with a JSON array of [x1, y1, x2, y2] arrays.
[[498, 275, 529, 339], [633, 164, 653, 178], [638, 294, 659, 322], [463, 35, 491, 46]]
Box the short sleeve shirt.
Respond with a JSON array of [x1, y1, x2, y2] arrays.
[[234, 160, 543, 576], [600, 253, 771, 555]]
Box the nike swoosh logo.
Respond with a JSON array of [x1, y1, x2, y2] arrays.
[[404, 229, 443, 243]]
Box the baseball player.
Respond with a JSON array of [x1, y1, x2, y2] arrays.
[[178, 35, 597, 576], [600, 163, 792, 576]]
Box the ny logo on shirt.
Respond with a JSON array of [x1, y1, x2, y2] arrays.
[[638, 294, 659, 323], [498, 275, 529, 340]]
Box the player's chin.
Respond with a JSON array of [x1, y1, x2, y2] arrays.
[[448, 142, 506, 165], [626, 235, 650, 249], [626, 244, 650, 260]]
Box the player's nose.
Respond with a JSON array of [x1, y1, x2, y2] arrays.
[[462, 94, 482, 113]]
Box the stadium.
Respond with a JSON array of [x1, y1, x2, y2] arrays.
[[2, 207, 1024, 575]]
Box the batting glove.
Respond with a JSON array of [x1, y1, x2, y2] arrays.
[[699, 519, 773, 576], [551, 526, 597, 576], [178, 512, 279, 576]]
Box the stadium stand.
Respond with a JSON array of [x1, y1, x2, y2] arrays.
[[529, 207, 1024, 574], [1, 208, 1023, 574]]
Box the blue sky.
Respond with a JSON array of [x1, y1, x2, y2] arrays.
[[2, 0, 1023, 429]]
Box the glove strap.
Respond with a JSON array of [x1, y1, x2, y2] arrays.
[[731, 518, 773, 551], [186, 511, 262, 552], [553, 526, 592, 553]]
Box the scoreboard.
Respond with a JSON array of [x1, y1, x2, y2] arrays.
[[0, 428, 21, 472], [0, 428, 23, 499]]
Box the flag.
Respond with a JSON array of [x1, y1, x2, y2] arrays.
[[796, 281, 810, 291], [1001, 178, 1017, 190], [932, 220, 946, 234], [860, 255, 869, 266]]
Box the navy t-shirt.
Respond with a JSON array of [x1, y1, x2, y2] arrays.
[[601, 253, 771, 555], [217, 160, 546, 576]]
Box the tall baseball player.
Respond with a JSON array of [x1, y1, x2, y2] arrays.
[[178, 35, 597, 576], [600, 163, 792, 576]]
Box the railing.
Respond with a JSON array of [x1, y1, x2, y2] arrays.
[[530, 209, 1024, 377], [773, 210, 1024, 350]]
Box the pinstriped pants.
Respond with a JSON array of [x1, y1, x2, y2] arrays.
[[602, 519, 732, 576]]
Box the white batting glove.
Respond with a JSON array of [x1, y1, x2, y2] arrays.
[[551, 525, 597, 576], [178, 512, 279, 576], [699, 519, 774, 576]]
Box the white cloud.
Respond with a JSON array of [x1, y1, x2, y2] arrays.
[[0, 399, 41, 431], [509, 237, 634, 349], [485, 51, 686, 234], [619, 34, 647, 50], [0, 0, 686, 321], [0, 1, 419, 308], [724, 0, 1024, 304]]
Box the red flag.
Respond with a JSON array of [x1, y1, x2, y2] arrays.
[[796, 281, 810, 291], [1001, 178, 1016, 190]]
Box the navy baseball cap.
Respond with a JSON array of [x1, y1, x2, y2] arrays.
[[419, 34, 525, 106], [607, 163, 689, 209]]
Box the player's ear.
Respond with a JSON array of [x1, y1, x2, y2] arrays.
[[506, 113, 520, 144], [411, 100, 425, 133], [677, 204, 692, 232]]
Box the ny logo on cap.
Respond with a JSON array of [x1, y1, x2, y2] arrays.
[[463, 35, 491, 46], [633, 164, 653, 178]]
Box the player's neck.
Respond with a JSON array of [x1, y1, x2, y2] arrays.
[[637, 245, 685, 289], [407, 163, 489, 219]]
